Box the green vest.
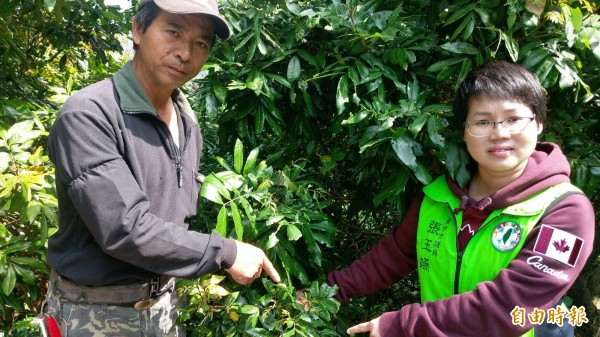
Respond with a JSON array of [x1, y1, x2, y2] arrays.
[[416, 176, 581, 336]]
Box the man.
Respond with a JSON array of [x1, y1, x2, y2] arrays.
[[41, 0, 280, 336]]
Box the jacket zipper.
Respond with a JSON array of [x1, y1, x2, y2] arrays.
[[172, 126, 191, 189], [157, 115, 192, 189], [171, 129, 190, 188]]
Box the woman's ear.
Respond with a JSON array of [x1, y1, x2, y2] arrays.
[[537, 122, 543, 135]]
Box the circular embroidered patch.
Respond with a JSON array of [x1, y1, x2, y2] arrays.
[[491, 221, 522, 252]]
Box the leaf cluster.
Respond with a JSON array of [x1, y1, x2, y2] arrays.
[[0, 0, 599, 335], [0, 0, 130, 103], [0, 102, 57, 332], [179, 276, 340, 337], [191, 0, 600, 335]]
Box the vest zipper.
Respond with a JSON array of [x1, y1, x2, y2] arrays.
[[454, 250, 463, 294], [453, 213, 502, 294]]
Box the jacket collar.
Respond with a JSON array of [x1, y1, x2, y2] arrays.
[[113, 61, 197, 122]]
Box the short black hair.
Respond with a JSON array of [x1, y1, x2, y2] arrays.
[[452, 61, 547, 129], [132, 2, 161, 50]]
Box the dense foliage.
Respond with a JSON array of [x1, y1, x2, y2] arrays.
[[0, 0, 128, 334], [191, 0, 600, 336], [0, 0, 599, 336]]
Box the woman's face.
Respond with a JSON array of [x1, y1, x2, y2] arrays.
[[463, 95, 543, 178]]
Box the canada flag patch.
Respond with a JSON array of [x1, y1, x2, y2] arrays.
[[533, 225, 584, 267]]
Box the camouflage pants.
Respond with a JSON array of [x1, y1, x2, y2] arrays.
[[41, 280, 186, 337]]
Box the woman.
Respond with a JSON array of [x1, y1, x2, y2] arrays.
[[327, 61, 595, 337]]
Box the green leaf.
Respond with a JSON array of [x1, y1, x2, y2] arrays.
[[216, 206, 228, 236], [234, 139, 244, 174], [265, 73, 291, 89], [296, 49, 319, 69], [462, 16, 476, 41], [318, 298, 340, 315], [9, 256, 48, 271], [200, 174, 227, 204], [4, 240, 33, 254], [440, 42, 479, 55], [359, 137, 390, 154], [244, 148, 259, 175], [534, 56, 556, 84], [267, 215, 284, 226], [12, 263, 36, 285], [426, 115, 445, 148], [245, 36, 258, 64], [444, 2, 476, 24], [445, 142, 471, 188], [257, 37, 267, 55], [286, 224, 302, 241], [245, 328, 269, 337], [2, 266, 16, 295], [0, 152, 9, 172], [213, 82, 228, 103], [266, 232, 279, 249], [374, 170, 410, 206], [426, 57, 466, 73], [5, 121, 37, 149], [205, 94, 218, 121], [342, 111, 369, 125], [414, 162, 433, 185], [26, 201, 42, 224], [336, 75, 349, 114], [500, 31, 519, 62], [43, 0, 57, 10], [522, 48, 549, 70], [311, 220, 337, 234], [238, 197, 256, 235], [274, 245, 308, 285], [215, 171, 244, 190], [240, 305, 259, 315], [474, 7, 491, 26], [391, 136, 419, 170], [409, 114, 428, 137], [287, 56, 301, 82], [568, 6, 582, 31], [230, 202, 244, 240], [246, 68, 264, 93], [300, 223, 321, 267]]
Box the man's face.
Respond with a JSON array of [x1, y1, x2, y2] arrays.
[[132, 10, 215, 92]]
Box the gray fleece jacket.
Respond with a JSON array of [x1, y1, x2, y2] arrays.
[[47, 61, 235, 286]]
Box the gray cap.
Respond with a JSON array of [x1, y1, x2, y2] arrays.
[[140, 0, 232, 40]]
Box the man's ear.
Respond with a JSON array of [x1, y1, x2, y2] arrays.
[[132, 19, 142, 46]]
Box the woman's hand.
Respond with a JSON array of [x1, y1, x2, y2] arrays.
[[347, 316, 381, 336]]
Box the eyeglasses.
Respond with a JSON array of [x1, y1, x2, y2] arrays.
[[464, 116, 536, 137]]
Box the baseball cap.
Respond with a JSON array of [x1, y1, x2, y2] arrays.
[[140, 0, 232, 40]]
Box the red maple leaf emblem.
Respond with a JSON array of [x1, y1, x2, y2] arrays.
[[552, 239, 571, 253]]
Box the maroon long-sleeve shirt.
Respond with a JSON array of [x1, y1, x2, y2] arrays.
[[327, 143, 595, 337]]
